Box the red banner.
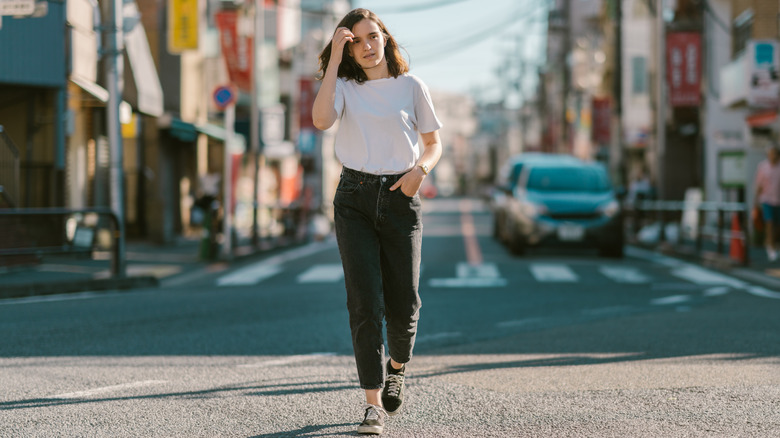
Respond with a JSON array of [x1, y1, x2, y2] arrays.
[[591, 97, 611, 145], [666, 32, 701, 107], [215, 11, 253, 92], [298, 79, 316, 130]]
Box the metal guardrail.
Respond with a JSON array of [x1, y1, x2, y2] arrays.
[[627, 200, 750, 266], [0, 208, 126, 278]]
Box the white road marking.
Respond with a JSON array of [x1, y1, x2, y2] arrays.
[[52, 380, 167, 399], [671, 265, 745, 288], [237, 353, 336, 368], [746, 286, 780, 300], [217, 264, 282, 286], [703, 286, 730, 297], [0, 292, 105, 306], [495, 317, 547, 329], [599, 266, 650, 283], [529, 264, 579, 282], [457, 263, 500, 278], [651, 295, 692, 305], [625, 246, 683, 268], [216, 239, 336, 286], [429, 277, 508, 287], [429, 262, 507, 288], [297, 264, 344, 283], [415, 332, 462, 343]]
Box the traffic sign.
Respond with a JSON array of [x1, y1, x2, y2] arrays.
[[212, 85, 236, 109], [0, 0, 35, 16]]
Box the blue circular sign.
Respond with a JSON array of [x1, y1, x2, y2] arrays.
[[213, 86, 236, 109]]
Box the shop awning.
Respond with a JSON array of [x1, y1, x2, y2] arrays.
[[124, 2, 163, 117], [168, 118, 198, 142], [70, 76, 109, 102], [69, 76, 133, 123], [746, 110, 778, 128], [195, 123, 226, 141]]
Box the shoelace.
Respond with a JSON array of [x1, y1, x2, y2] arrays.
[[364, 404, 387, 421], [384, 373, 404, 398]]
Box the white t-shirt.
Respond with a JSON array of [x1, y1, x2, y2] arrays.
[[334, 74, 443, 175]]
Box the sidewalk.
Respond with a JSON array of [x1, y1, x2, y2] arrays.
[[636, 237, 780, 290], [0, 235, 309, 299]]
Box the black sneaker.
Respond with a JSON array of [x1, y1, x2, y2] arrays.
[[382, 362, 405, 416], [357, 404, 387, 435]]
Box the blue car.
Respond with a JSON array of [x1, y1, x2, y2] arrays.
[[491, 153, 581, 243], [503, 161, 624, 257]]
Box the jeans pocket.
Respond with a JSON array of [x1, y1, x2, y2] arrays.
[[336, 178, 360, 194]]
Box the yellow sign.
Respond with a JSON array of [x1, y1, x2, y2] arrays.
[[168, 0, 199, 53], [121, 113, 137, 138]]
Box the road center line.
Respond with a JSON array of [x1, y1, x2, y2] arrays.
[[52, 380, 167, 399]]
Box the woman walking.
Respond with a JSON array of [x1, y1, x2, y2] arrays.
[[312, 8, 443, 435]]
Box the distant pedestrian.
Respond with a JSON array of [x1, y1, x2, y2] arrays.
[[755, 145, 780, 261], [312, 8, 443, 436]]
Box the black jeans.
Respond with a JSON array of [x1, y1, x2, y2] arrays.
[[334, 167, 423, 390]]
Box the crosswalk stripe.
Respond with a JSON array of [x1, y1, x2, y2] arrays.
[[599, 266, 650, 283], [297, 264, 344, 283], [529, 264, 579, 282], [216, 264, 282, 286], [671, 265, 745, 287]]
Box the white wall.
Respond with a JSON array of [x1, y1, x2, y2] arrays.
[[704, 0, 750, 203]]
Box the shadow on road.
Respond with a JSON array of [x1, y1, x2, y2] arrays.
[[0, 379, 355, 411], [248, 423, 355, 438]]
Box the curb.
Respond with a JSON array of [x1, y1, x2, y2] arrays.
[[0, 276, 159, 300]]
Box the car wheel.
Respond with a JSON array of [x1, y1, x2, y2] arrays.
[[492, 215, 501, 240], [509, 232, 526, 256], [599, 243, 624, 258]]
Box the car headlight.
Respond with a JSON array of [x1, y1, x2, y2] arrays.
[[520, 200, 547, 218], [600, 200, 620, 217]]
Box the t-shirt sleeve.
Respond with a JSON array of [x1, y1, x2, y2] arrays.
[[413, 78, 443, 134], [334, 78, 345, 118]]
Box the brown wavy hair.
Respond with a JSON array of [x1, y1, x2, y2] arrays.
[[317, 8, 409, 84]]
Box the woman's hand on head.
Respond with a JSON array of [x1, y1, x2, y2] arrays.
[[330, 27, 354, 65]]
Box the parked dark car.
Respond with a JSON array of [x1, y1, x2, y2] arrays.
[[491, 153, 581, 243], [502, 160, 624, 257]]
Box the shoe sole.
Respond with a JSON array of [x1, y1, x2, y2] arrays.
[[385, 406, 401, 416], [357, 424, 383, 434]]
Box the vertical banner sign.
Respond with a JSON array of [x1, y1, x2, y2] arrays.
[[666, 32, 702, 107], [168, 0, 199, 53], [215, 11, 253, 92], [591, 97, 611, 145], [298, 79, 316, 130]]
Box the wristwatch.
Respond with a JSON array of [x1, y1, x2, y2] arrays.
[[418, 164, 429, 175]]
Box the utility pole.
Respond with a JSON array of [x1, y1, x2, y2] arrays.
[[561, 0, 571, 154], [105, 0, 126, 277], [612, 0, 623, 183], [655, 0, 666, 199], [251, 0, 264, 247]]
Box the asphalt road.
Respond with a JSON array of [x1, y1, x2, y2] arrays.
[[2, 198, 779, 437]]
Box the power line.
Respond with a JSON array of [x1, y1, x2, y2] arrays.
[[370, 0, 476, 14], [411, 5, 547, 65]]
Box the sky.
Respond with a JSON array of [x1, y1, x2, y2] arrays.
[[353, 0, 549, 104]]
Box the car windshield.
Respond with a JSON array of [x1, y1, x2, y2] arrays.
[[526, 167, 611, 193]]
